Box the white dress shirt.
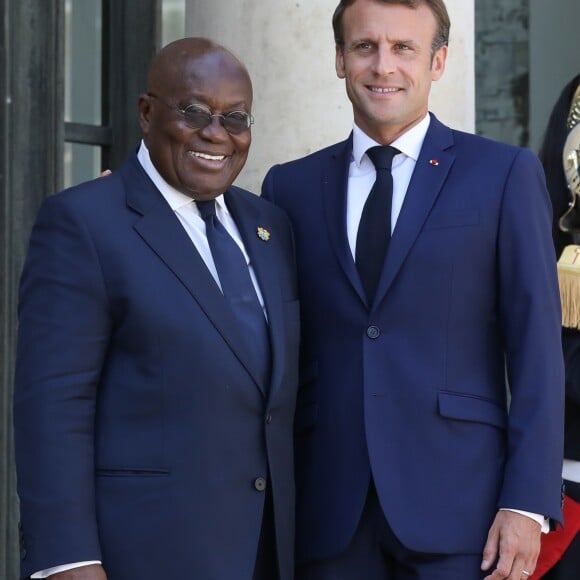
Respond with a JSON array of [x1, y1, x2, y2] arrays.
[[32, 142, 265, 578], [346, 114, 429, 259], [137, 141, 266, 309]]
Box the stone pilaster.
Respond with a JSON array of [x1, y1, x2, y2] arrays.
[[1, 1, 64, 577]]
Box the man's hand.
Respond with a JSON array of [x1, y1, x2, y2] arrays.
[[49, 564, 107, 580], [481, 511, 541, 579]]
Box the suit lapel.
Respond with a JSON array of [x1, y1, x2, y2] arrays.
[[225, 189, 286, 401], [373, 116, 456, 309], [122, 157, 266, 393], [322, 136, 368, 307]]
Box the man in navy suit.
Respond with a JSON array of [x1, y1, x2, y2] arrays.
[[14, 38, 299, 580], [262, 1, 564, 578]]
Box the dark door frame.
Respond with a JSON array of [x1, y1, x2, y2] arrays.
[[0, 2, 158, 577]]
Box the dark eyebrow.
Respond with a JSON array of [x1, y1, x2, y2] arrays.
[[182, 99, 249, 113], [393, 38, 418, 47], [345, 38, 374, 51]]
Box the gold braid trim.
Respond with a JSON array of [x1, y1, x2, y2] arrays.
[[557, 84, 580, 328], [558, 246, 580, 328]]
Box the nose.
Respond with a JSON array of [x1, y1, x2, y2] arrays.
[[373, 45, 396, 76], [198, 115, 229, 141]]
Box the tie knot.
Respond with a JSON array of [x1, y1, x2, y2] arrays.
[[366, 145, 399, 171], [196, 199, 216, 221]]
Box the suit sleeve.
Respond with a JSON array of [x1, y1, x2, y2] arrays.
[[496, 148, 565, 524], [14, 193, 110, 575], [261, 165, 278, 204]]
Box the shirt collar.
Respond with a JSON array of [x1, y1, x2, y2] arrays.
[[351, 113, 431, 167], [137, 140, 228, 213]]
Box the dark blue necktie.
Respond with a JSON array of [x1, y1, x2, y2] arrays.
[[197, 199, 271, 388], [356, 146, 399, 304]]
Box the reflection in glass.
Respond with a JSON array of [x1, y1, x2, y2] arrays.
[[64, 143, 102, 189], [64, 0, 102, 125], [64, 0, 102, 187], [162, 0, 186, 46]]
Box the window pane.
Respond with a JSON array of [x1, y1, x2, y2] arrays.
[[65, 0, 102, 125], [162, 0, 186, 46], [64, 143, 102, 189]]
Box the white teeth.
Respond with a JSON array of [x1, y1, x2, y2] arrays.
[[370, 87, 398, 94], [190, 151, 226, 161]]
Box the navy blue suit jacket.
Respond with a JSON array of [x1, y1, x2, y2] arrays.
[[262, 115, 565, 562], [14, 154, 300, 579]]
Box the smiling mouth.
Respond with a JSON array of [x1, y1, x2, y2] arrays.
[[369, 86, 400, 94], [189, 151, 227, 161]]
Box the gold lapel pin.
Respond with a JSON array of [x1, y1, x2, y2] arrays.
[[257, 227, 271, 241], [429, 159, 440, 166]]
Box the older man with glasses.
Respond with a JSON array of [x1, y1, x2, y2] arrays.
[[13, 37, 299, 580]]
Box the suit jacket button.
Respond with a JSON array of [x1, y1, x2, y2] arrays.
[[265, 412, 272, 424], [254, 477, 267, 492], [366, 326, 380, 339]]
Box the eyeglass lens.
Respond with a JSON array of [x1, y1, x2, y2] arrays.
[[183, 107, 251, 135]]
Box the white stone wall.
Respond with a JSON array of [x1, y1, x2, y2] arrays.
[[186, 0, 474, 192]]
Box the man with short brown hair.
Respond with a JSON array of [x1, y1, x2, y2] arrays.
[[263, 1, 564, 578]]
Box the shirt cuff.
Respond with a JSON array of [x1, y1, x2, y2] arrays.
[[500, 508, 550, 533], [31, 561, 102, 578]]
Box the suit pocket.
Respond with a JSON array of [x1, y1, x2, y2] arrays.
[[96, 466, 170, 477], [423, 209, 479, 230], [438, 390, 507, 429]]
